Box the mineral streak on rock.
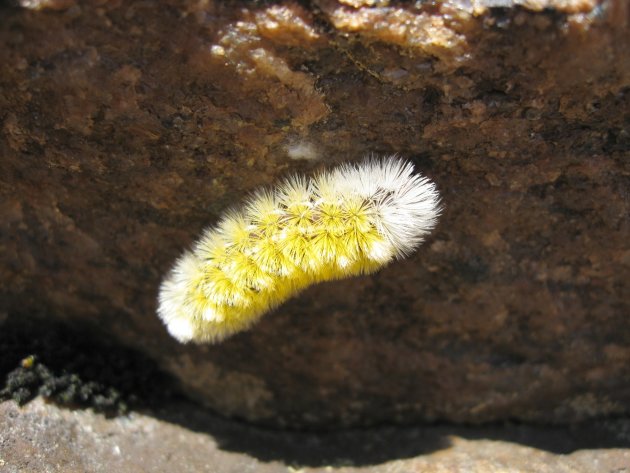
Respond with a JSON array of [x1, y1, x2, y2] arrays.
[[1, 0, 629, 428]]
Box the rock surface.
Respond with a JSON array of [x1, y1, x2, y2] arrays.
[[1, 0, 629, 427], [1, 399, 630, 473]]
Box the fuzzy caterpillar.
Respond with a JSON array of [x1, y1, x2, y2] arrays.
[[158, 156, 441, 343]]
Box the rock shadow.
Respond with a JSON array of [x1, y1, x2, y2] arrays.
[[1, 313, 628, 468]]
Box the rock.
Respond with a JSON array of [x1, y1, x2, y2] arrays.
[[1, 399, 630, 473], [0, 0, 629, 427]]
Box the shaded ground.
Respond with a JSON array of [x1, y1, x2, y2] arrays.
[[2, 313, 629, 472], [1, 398, 629, 473]]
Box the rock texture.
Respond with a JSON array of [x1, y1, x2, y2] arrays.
[[1, 399, 630, 473], [1, 0, 629, 428]]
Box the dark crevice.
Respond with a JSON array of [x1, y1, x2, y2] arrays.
[[0, 313, 179, 416]]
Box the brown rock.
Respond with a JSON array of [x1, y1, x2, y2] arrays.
[[1, 0, 629, 427]]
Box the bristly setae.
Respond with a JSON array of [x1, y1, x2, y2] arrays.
[[158, 156, 441, 343]]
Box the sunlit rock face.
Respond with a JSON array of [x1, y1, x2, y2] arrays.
[[1, 0, 629, 428]]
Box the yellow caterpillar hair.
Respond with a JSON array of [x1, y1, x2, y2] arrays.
[[158, 156, 441, 343]]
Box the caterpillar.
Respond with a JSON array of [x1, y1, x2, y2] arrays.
[[158, 156, 441, 343]]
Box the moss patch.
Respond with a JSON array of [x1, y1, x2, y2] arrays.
[[0, 314, 177, 415]]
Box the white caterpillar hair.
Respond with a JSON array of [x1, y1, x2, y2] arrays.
[[330, 156, 441, 257]]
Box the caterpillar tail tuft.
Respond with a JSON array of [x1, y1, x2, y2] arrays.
[[158, 156, 441, 343]]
